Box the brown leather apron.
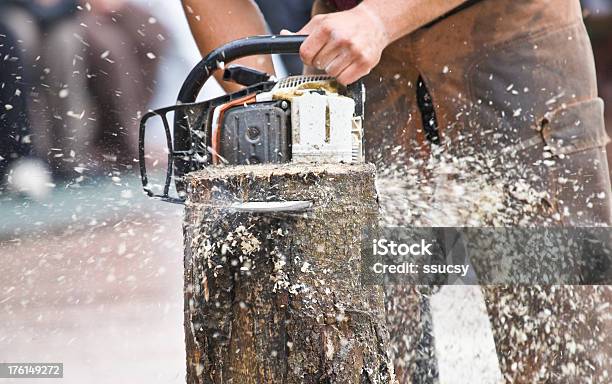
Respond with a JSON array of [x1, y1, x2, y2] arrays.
[[314, 1, 612, 382]]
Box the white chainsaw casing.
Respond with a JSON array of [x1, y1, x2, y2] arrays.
[[290, 91, 357, 163]]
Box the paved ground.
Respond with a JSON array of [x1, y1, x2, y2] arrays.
[[0, 178, 186, 383], [0, 176, 502, 384]]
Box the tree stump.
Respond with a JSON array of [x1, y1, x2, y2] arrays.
[[182, 163, 395, 384]]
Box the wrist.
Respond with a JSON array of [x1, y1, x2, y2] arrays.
[[352, 2, 391, 46]]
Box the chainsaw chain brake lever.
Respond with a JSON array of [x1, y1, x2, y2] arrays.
[[223, 65, 273, 87]]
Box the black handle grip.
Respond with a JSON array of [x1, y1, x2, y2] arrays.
[[177, 35, 306, 104]]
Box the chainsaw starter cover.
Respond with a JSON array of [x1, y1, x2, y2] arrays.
[[220, 101, 291, 165]]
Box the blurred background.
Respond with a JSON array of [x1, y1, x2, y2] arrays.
[[0, 1, 610, 382]]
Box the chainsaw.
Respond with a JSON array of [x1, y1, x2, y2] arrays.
[[138, 35, 365, 205]]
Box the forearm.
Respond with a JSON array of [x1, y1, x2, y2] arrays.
[[181, 0, 274, 92], [294, 0, 470, 84], [359, 0, 468, 43]]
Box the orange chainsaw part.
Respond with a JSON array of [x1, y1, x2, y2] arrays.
[[211, 94, 257, 164]]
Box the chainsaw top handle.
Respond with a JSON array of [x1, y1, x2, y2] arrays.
[[177, 35, 307, 104]]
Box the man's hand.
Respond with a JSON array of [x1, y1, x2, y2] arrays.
[[283, 4, 389, 85], [281, 0, 469, 84]]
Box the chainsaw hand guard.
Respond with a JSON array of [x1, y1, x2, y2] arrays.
[[138, 102, 207, 204]]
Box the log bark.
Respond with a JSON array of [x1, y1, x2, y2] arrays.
[[183, 163, 396, 384]]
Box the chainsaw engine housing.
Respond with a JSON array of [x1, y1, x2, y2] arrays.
[[214, 74, 364, 165]]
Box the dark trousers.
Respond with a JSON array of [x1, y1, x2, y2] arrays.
[[255, 0, 314, 75]]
